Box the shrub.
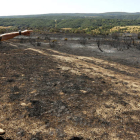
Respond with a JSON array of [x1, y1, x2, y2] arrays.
[[52, 40, 57, 43]]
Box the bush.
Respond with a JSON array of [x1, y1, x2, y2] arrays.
[[52, 40, 57, 43]]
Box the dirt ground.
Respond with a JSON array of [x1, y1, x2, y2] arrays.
[[0, 37, 140, 140]]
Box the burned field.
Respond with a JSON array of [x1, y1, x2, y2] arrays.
[[0, 34, 140, 140]]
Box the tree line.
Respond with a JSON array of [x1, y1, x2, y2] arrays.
[[0, 18, 140, 28], [0, 18, 140, 35]]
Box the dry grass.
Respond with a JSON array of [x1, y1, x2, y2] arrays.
[[92, 27, 102, 34], [91, 26, 140, 34], [61, 28, 72, 30], [110, 26, 140, 33], [0, 26, 12, 29]]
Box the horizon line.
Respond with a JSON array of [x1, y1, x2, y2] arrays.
[[0, 12, 140, 17]]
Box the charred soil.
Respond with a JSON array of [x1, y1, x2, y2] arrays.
[[0, 38, 140, 140]]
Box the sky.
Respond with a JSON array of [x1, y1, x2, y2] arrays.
[[0, 0, 140, 16]]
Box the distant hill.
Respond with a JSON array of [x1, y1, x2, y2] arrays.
[[0, 12, 140, 33], [0, 12, 140, 20]]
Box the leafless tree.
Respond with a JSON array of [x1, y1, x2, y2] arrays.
[[44, 34, 51, 43], [20, 38, 24, 43], [109, 32, 125, 51], [79, 36, 87, 46], [37, 37, 41, 46], [111, 32, 120, 40], [135, 41, 140, 50], [138, 32, 140, 39], [95, 36, 104, 52], [29, 33, 36, 46]]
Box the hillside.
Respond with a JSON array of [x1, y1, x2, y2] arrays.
[[0, 36, 140, 139]]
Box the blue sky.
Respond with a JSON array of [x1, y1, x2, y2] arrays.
[[0, 0, 140, 16]]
